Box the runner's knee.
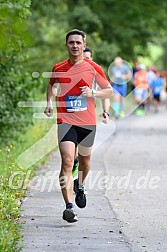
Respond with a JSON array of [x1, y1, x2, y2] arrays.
[[61, 155, 73, 170]]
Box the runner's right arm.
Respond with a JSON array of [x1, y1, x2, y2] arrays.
[[44, 82, 55, 117]]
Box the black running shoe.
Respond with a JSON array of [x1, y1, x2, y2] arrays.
[[63, 207, 78, 223], [75, 188, 87, 208], [74, 179, 88, 195]]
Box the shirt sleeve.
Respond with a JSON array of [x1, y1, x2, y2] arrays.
[[94, 63, 110, 89], [50, 65, 57, 85]]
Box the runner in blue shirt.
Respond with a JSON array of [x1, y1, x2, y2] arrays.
[[109, 57, 132, 118], [151, 71, 164, 112]]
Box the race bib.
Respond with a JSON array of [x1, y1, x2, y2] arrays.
[[65, 95, 87, 112]]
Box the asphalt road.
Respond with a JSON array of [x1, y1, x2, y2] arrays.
[[21, 105, 167, 252], [103, 107, 167, 252]]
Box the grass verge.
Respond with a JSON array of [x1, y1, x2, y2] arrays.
[[0, 117, 55, 251]]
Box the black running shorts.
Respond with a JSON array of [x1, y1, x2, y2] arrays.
[[58, 123, 96, 147]]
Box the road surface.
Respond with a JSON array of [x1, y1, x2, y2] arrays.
[[21, 106, 167, 252]]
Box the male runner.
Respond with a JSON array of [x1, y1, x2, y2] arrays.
[[44, 29, 113, 222]]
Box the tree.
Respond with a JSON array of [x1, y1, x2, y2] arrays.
[[0, 1, 37, 142], [65, 0, 167, 60]]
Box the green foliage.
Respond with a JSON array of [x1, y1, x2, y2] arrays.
[[0, 144, 25, 251], [0, 118, 54, 251], [89, 34, 119, 69], [26, 0, 167, 73], [0, 1, 39, 143], [0, 52, 40, 143], [161, 42, 167, 69], [65, 0, 167, 61], [22, 0, 69, 89], [68, 4, 103, 32], [0, 1, 37, 248], [0, 1, 32, 52]]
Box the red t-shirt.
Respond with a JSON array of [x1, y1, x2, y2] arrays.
[[50, 58, 109, 125]]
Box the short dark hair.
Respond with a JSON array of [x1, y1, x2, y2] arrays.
[[66, 29, 86, 43], [83, 46, 92, 56]]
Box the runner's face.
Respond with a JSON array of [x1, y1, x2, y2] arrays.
[[66, 35, 86, 57], [83, 51, 92, 60]]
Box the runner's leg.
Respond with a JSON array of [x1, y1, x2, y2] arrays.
[[59, 141, 75, 204]]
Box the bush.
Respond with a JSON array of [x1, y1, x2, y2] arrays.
[[0, 53, 39, 143]]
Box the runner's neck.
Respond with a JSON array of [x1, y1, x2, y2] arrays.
[[69, 55, 83, 65]]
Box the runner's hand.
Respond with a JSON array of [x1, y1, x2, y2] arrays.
[[44, 105, 53, 117], [102, 111, 109, 124], [80, 86, 92, 97]]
